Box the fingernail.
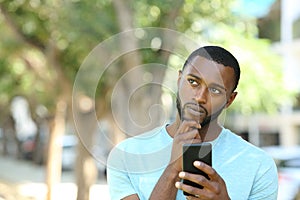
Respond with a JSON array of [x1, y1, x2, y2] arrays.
[[179, 171, 185, 178], [194, 161, 201, 166], [175, 182, 180, 188]]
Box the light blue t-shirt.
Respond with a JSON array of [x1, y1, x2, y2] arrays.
[[107, 125, 278, 200]]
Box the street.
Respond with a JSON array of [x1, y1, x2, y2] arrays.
[[0, 156, 110, 200]]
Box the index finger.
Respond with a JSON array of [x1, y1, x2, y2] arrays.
[[177, 120, 201, 135]]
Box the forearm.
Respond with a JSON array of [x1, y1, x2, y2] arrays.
[[149, 163, 180, 200]]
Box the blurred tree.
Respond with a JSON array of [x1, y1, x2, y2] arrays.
[[0, 0, 295, 199]]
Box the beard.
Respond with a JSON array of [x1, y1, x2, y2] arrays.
[[176, 93, 225, 127]]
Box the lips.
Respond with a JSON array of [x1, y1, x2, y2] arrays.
[[182, 103, 207, 120], [187, 104, 205, 113], [187, 106, 205, 116]]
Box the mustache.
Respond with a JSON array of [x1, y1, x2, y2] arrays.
[[181, 102, 209, 127], [176, 94, 225, 127], [176, 94, 208, 119], [182, 102, 208, 118]]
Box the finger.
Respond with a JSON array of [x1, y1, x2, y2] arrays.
[[179, 171, 213, 191], [194, 161, 219, 181], [175, 181, 205, 199], [177, 175, 218, 199], [186, 195, 196, 200], [186, 195, 198, 200], [193, 161, 223, 194], [186, 196, 192, 200], [176, 129, 202, 144], [177, 120, 201, 135]]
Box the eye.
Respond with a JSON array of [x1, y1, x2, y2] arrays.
[[209, 87, 221, 94], [187, 78, 199, 87]]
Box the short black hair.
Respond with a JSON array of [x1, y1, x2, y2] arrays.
[[183, 46, 240, 91]]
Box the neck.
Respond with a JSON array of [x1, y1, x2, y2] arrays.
[[166, 114, 222, 142]]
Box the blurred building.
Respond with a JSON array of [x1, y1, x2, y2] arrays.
[[231, 0, 300, 147]]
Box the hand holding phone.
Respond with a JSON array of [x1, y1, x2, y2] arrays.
[[182, 143, 212, 196]]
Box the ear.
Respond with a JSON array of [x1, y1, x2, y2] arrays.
[[177, 70, 183, 87], [225, 92, 237, 108]]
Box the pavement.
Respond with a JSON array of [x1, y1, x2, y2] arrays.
[[0, 156, 110, 200]]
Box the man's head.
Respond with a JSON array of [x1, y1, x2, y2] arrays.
[[182, 46, 240, 91], [176, 46, 240, 126]]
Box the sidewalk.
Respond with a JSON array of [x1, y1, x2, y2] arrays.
[[0, 156, 110, 200]]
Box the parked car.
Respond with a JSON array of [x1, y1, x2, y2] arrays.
[[61, 135, 78, 170], [60, 135, 108, 177], [262, 146, 300, 200], [21, 132, 108, 177], [21, 134, 77, 169], [21, 135, 36, 160]]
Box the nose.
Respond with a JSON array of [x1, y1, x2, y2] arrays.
[[194, 86, 208, 104]]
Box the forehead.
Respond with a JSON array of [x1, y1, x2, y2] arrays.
[[183, 56, 235, 90]]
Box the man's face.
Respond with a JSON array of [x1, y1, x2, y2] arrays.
[[177, 56, 237, 126]]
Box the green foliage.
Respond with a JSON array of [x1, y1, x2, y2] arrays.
[[191, 23, 295, 114], [0, 0, 294, 116]]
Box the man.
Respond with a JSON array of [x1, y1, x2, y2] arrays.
[[107, 46, 278, 200]]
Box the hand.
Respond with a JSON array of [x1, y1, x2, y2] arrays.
[[175, 161, 230, 200], [169, 120, 202, 173]]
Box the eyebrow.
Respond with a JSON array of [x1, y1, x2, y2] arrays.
[[186, 73, 227, 91]]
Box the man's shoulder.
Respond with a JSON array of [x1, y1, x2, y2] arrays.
[[115, 125, 170, 152], [221, 128, 273, 159], [107, 125, 172, 173]]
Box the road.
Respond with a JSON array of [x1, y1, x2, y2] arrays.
[[0, 156, 110, 200]]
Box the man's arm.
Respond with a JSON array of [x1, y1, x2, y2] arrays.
[[149, 162, 180, 199], [107, 147, 140, 200], [149, 121, 202, 199], [122, 164, 180, 200], [122, 194, 140, 200], [248, 156, 278, 200], [121, 164, 180, 200]]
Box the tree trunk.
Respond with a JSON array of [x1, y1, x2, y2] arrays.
[[111, 0, 185, 142], [112, 0, 159, 139], [1, 114, 17, 157], [74, 95, 98, 200], [46, 99, 66, 200], [45, 38, 73, 200]]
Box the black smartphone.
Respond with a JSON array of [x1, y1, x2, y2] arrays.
[[182, 143, 212, 196]]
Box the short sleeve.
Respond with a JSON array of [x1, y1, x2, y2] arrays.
[[249, 155, 278, 200], [107, 147, 137, 200]]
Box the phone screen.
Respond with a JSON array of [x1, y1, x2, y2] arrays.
[[182, 143, 212, 196]]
